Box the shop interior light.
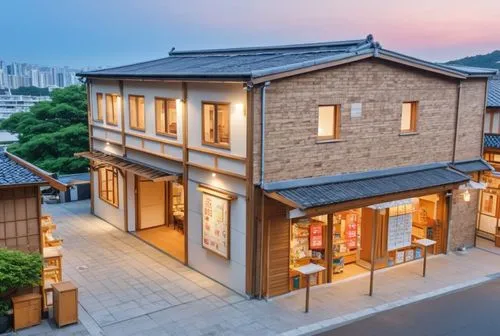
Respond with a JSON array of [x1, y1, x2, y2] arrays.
[[463, 190, 471, 202]]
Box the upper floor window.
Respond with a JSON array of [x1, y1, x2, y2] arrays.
[[485, 111, 500, 134], [155, 98, 177, 137], [98, 166, 118, 207], [317, 105, 341, 140], [129, 95, 145, 131], [401, 102, 418, 133], [106, 94, 119, 125], [202, 102, 230, 148], [96, 93, 104, 121]]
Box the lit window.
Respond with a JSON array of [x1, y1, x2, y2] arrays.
[[203, 102, 230, 147], [129, 95, 145, 130], [401, 102, 418, 133], [317, 105, 340, 140], [98, 166, 118, 207], [96, 93, 103, 121], [155, 98, 177, 137], [106, 94, 119, 125]]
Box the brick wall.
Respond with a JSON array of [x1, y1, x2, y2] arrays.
[[454, 79, 487, 161], [252, 58, 487, 183], [449, 188, 479, 250]]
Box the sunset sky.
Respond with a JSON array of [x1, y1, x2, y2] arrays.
[[2, 0, 499, 68]]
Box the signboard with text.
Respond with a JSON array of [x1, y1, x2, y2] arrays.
[[309, 224, 324, 249], [202, 193, 230, 259]]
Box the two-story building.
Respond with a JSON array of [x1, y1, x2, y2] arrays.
[[78, 35, 497, 298]]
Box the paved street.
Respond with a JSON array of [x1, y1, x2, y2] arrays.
[[9, 201, 500, 336], [318, 277, 500, 336]]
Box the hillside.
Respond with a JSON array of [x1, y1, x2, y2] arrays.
[[447, 50, 500, 70]]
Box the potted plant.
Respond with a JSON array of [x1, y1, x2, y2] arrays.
[[0, 248, 42, 330]]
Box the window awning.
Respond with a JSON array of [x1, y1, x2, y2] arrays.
[[450, 158, 493, 174], [264, 163, 469, 214], [75, 151, 179, 182]]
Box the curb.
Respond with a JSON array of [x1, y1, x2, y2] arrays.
[[279, 275, 495, 336]]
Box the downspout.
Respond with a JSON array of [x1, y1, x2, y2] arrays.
[[259, 81, 269, 299], [452, 81, 462, 163], [260, 81, 270, 187]]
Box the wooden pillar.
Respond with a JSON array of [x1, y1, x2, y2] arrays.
[[422, 246, 427, 277], [182, 82, 189, 265], [369, 209, 378, 296], [305, 274, 310, 313], [326, 213, 333, 283]]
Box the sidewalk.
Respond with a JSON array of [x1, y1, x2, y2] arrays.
[[27, 201, 500, 336]]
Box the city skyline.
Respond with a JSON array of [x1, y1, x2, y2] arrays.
[[1, 0, 499, 68]]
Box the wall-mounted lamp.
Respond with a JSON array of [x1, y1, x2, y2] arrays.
[[176, 98, 182, 104], [463, 190, 471, 202], [106, 141, 110, 145], [212, 172, 216, 177]]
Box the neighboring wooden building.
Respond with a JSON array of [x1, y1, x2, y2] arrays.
[[77, 35, 497, 298], [478, 78, 500, 244]]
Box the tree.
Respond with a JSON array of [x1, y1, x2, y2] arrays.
[[0, 85, 89, 174]]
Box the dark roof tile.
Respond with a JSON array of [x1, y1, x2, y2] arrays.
[[0, 153, 45, 186]]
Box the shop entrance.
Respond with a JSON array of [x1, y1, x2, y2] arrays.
[[135, 177, 185, 262], [289, 193, 447, 292]]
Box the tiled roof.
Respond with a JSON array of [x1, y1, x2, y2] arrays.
[[79, 35, 497, 81], [488, 79, 500, 107], [450, 159, 493, 173], [265, 163, 469, 209], [0, 152, 45, 186], [484, 133, 500, 149]]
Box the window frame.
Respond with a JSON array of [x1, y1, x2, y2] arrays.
[[98, 166, 119, 207], [95, 92, 104, 122], [155, 97, 178, 138], [400, 101, 418, 134], [128, 94, 146, 131], [201, 101, 231, 149], [317, 104, 341, 141], [105, 93, 119, 126]]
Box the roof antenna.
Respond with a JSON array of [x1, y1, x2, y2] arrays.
[[169, 47, 176, 56]]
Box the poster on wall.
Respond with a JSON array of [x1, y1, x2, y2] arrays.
[[345, 214, 358, 249], [202, 193, 230, 259], [387, 213, 412, 251], [481, 192, 497, 217], [309, 224, 324, 249]]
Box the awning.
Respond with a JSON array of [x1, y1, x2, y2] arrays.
[[75, 151, 179, 182], [264, 163, 469, 213], [450, 158, 493, 174]]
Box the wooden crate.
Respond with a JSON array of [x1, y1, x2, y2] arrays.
[[12, 293, 41, 331], [52, 281, 78, 327]]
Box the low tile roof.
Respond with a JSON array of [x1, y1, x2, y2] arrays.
[[488, 79, 500, 107], [265, 163, 469, 210], [450, 158, 493, 173], [0, 152, 45, 186], [484, 133, 500, 149], [79, 35, 497, 81]]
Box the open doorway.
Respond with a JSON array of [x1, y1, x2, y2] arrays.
[[135, 177, 185, 262]]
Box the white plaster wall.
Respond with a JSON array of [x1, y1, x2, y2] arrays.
[[90, 79, 122, 129], [187, 82, 247, 157], [126, 149, 183, 174], [127, 173, 136, 232], [123, 81, 183, 144], [187, 166, 247, 295], [92, 170, 125, 231], [92, 139, 124, 156]]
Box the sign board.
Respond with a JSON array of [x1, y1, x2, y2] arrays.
[[202, 193, 230, 259], [309, 224, 324, 249], [350, 103, 362, 118], [387, 213, 412, 251], [345, 214, 358, 249]]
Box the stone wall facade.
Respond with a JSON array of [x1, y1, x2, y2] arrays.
[[252, 58, 486, 184], [449, 188, 479, 250]]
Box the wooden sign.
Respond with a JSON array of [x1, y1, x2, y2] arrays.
[[309, 224, 323, 249], [202, 193, 230, 259]]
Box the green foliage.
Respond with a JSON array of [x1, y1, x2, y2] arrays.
[[447, 50, 500, 70], [0, 85, 89, 174], [0, 300, 9, 316], [10, 86, 50, 96], [0, 249, 42, 294]]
